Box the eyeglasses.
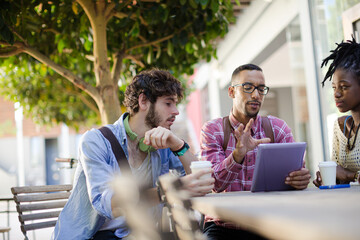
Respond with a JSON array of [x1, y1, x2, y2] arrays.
[[231, 83, 270, 95]]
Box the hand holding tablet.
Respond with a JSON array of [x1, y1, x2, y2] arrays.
[[251, 142, 307, 192]]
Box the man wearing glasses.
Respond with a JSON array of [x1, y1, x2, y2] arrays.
[[200, 64, 311, 240]]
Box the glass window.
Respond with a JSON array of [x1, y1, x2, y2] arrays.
[[310, 0, 360, 156]]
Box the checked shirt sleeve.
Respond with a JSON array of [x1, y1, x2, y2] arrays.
[[200, 119, 242, 192]]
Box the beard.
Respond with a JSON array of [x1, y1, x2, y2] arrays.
[[245, 101, 261, 118], [145, 103, 162, 129], [245, 109, 259, 118]]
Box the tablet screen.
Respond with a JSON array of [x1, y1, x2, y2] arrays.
[[251, 142, 306, 192]]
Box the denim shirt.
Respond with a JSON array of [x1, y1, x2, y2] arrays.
[[51, 113, 185, 240]]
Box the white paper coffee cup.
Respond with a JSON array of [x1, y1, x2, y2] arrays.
[[190, 161, 212, 180], [318, 161, 337, 186]]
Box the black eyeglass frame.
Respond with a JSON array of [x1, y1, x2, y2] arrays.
[[231, 83, 270, 95]]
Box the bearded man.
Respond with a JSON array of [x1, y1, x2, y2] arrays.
[[52, 69, 214, 240]]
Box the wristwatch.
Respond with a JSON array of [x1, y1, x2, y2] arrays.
[[354, 171, 360, 183], [172, 141, 190, 157]]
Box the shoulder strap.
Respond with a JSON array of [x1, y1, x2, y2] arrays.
[[261, 116, 274, 143], [98, 126, 131, 172], [222, 116, 232, 151], [338, 115, 352, 135]]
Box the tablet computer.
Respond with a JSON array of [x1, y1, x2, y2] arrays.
[[251, 142, 306, 192]]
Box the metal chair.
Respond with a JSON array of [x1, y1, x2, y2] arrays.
[[0, 227, 10, 240], [11, 184, 72, 240]]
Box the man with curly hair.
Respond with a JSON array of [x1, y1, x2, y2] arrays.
[[52, 69, 214, 240]]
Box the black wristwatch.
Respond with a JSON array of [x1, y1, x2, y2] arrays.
[[172, 141, 190, 156]]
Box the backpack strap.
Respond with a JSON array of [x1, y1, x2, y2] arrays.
[[222, 115, 274, 151], [222, 116, 233, 151], [98, 126, 131, 172], [261, 116, 274, 143]]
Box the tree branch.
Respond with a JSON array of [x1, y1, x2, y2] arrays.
[[126, 34, 174, 53], [6, 24, 28, 44], [105, 2, 116, 23], [20, 43, 99, 100], [0, 43, 24, 57], [111, 50, 125, 85], [124, 54, 145, 68], [112, 11, 148, 26], [76, 0, 96, 20], [42, 28, 61, 35], [125, 22, 194, 53]]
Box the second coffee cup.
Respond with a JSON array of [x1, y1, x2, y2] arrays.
[[190, 161, 212, 180], [318, 161, 337, 186]]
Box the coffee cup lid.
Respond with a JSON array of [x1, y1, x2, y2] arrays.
[[318, 161, 337, 167], [190, 161, 212, 168]]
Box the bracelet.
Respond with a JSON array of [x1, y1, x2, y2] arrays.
[[172, 141, 190, 157]]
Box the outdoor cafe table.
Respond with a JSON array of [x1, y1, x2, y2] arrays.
[[191, 185, 360, 240]]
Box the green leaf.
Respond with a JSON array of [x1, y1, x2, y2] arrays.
[[57, 39, 66, 53], [130, 22, 139, 37], [211, 0, 219, 12], [162, 8, 169, 23], [156, 48, 161, 59], [200, 0, 208, 7], [167, 40, 173, 56], [189, 0, 198, 8], [72, 2, 79, 15], [147, 46, 153, 64], [180, 0, 187, 5], [185, 42, 194, 54], [84, 39, 92, 52]]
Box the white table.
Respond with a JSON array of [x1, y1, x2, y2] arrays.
[[192, 185, 360, 240]]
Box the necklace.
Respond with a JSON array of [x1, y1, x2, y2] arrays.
[[347, 119, 360, 151]]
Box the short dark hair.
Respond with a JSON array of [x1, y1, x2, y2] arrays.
[[231, 64, 263, 83], [124, 68, 184, 116], [321, 37, 360, 86]]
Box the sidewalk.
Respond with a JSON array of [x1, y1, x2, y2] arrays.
[[0, 200, 53, 240]]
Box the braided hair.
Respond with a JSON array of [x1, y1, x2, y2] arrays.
[[321, 37, 360, 87]]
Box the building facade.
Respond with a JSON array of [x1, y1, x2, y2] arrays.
[[187, 0, 360, 177]]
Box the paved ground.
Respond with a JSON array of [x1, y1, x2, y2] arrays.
[[1, 200, 53, 240]]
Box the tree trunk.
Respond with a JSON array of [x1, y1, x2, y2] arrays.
[[97, 85, 121, 125], [80, 0, 122, 125]]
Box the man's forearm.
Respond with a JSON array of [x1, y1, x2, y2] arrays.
[[178, 151, 197, 174]]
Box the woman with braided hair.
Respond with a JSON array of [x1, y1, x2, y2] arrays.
[[313, 37, 360, 187]]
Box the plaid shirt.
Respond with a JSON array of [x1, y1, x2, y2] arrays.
[[200, 113, 294, 228]]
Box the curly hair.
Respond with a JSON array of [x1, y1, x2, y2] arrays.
[[124, 68, 184, 116], [321, 37, 360, 87]]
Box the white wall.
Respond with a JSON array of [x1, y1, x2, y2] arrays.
[[217, 0, 299, 88]]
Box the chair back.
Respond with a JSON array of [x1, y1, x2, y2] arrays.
[[159, 174, 206, 240], [11, 184, 72, 239], [112, 175, 162, 240]]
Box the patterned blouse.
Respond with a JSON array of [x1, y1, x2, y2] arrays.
[[331, 119, 360, 172]]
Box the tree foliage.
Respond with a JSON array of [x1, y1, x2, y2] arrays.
[[0, 0, 234, 129]]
